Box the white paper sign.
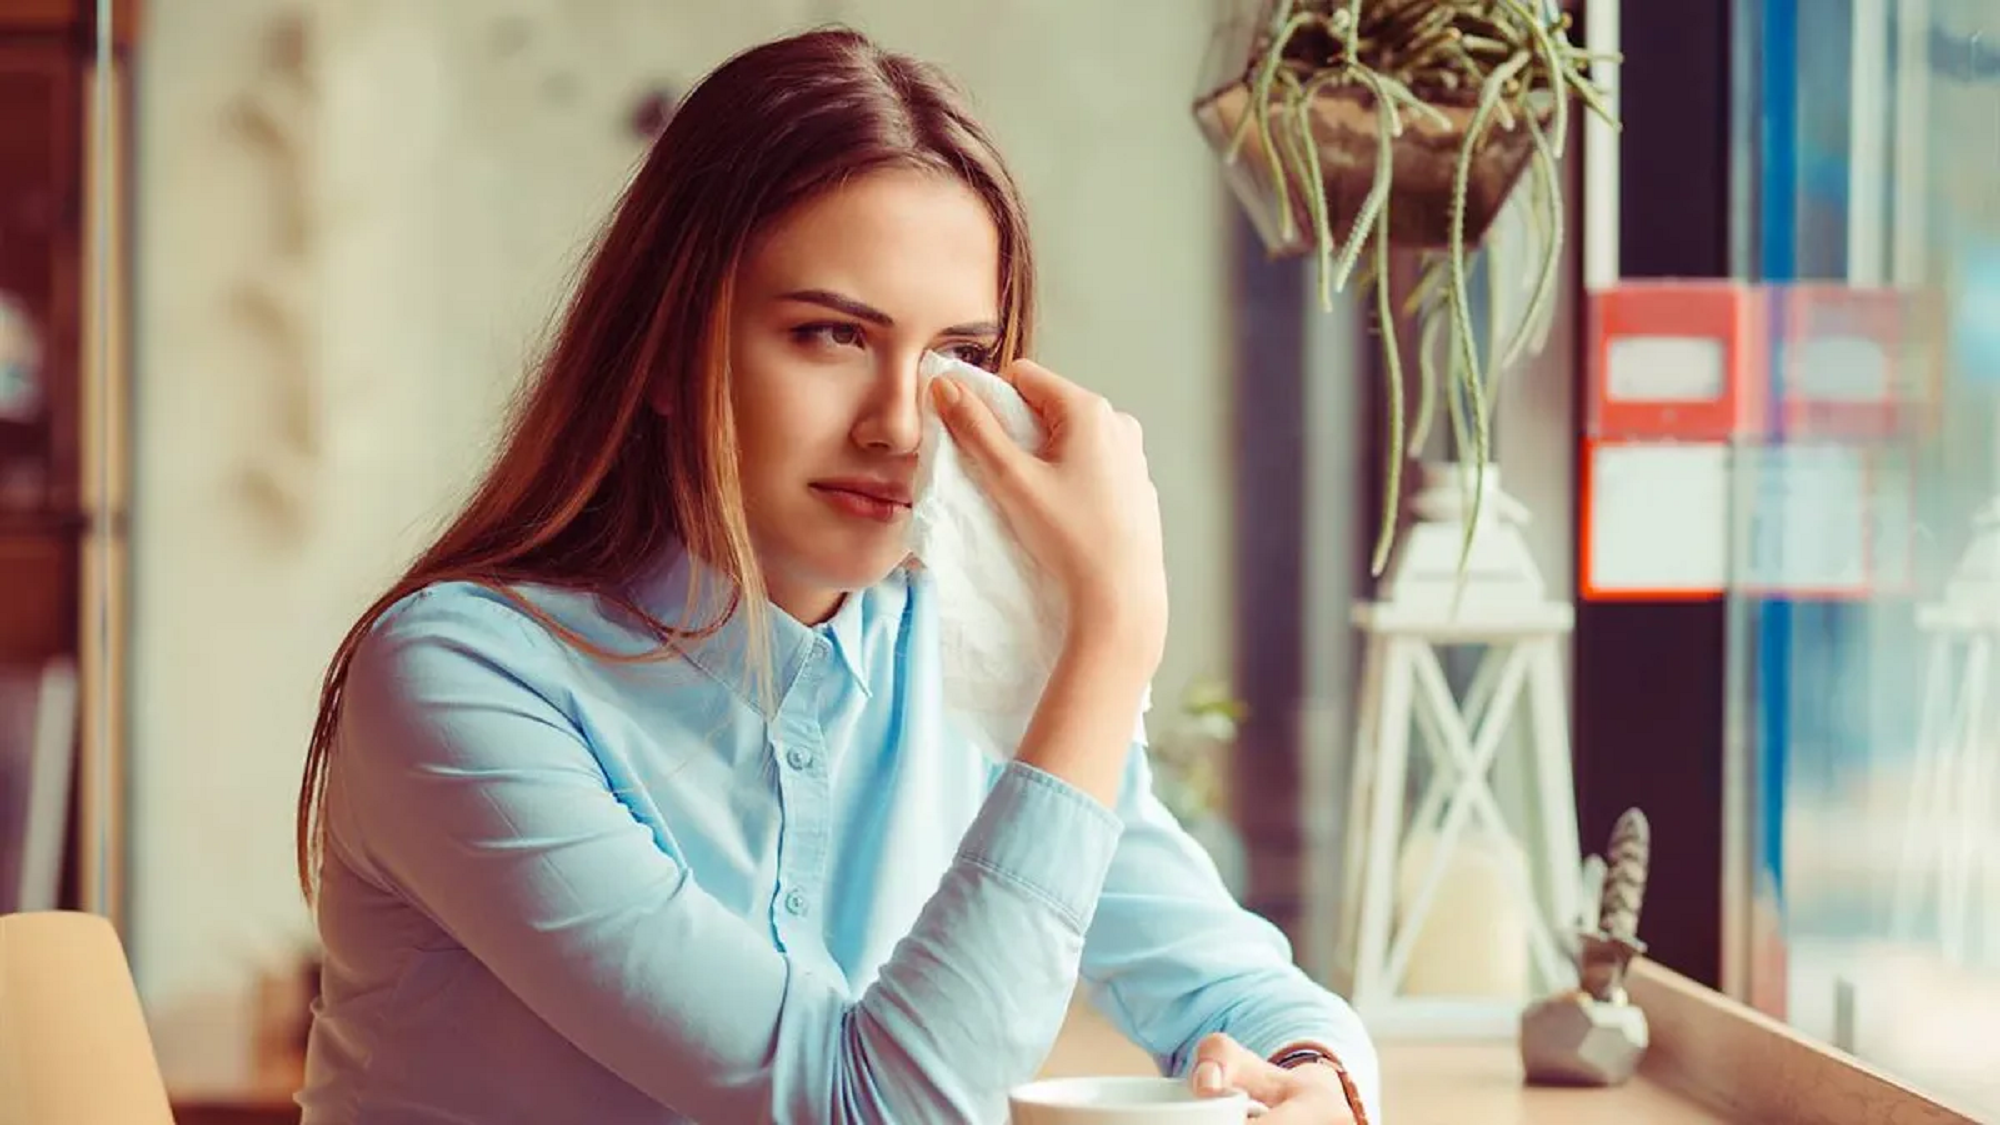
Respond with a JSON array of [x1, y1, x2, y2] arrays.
[[1587, 442, 1731, 594], [1606, 335, 1727, 402]]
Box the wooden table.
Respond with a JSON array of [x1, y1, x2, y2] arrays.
[[1379, 1041, 1725, 1124], [1041, 1001, 1724, 1122], [1372, 960, 1983, 1124], [1041, 959, 1984, 1123]]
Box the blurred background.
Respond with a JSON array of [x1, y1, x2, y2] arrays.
[[3, 0, 1998, 1120]]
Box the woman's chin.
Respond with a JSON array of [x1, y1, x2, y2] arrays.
[[828, 552, 910, 591], [789, 543, 912, 596]]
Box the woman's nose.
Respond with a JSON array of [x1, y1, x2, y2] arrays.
[[852, 355, 925, 454]]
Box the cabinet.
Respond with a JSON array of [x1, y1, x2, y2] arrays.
[[0, 35, 82, 660], [0, 0, 134, 919]]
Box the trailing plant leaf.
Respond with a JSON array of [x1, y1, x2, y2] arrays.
[[1411, 288, 1449, 456], [1370, 182, 1404, 576], [1330, 71, 1400, 296], [1501, 106, 1564, 371], [1447, 49, 1530, 562], [1293, 77, 1342, 311]]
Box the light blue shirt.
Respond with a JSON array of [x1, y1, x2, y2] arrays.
[[298, 548, 1380, 1124]]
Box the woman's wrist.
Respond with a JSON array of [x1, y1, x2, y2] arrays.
[[1270, 1042, 1369, 1125], [1012, 627, 1152, 807], [1062, 604, 1162, 687]]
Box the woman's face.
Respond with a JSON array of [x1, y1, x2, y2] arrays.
[[727, 168, 1002, 624]]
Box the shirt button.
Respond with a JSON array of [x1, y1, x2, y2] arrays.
[[785, 746, 814, 771], [784, 889, 810, 917]]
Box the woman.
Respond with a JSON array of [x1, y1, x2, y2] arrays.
[[295, 27, 1377, 1125]]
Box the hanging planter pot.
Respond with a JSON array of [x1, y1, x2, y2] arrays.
[[1192, 0, 1617, 575], [1194, 80, 1547, 255]]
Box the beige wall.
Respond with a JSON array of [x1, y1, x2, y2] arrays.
[[131, 0, 1230, 1093]]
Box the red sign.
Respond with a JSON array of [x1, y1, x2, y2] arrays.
[[1587, 281, 1766, 440]]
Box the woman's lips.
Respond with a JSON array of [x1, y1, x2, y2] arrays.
[[811, 483, 911, 524]]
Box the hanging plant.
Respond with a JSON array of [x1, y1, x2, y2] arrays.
[[1149, 678, 1248, 827], [1193, 0, 1618, 573]]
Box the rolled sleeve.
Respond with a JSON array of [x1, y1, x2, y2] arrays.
[[957, 761, 1125, 933], [1078, 743, 1383, 1123]]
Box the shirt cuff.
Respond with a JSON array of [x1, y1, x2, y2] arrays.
[[956, 760, 1124, 933]]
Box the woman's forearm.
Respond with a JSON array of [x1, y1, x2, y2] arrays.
[[1012, 625, 1154, 807]]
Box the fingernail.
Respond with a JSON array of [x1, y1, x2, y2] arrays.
[[1193, 1060, 1224, 1095], [931, 378, 961, 407]]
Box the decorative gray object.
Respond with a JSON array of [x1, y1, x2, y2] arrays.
[[1519, 807, 1652, 1087]]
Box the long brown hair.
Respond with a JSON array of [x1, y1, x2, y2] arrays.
[[296, 27, 1038, 903]]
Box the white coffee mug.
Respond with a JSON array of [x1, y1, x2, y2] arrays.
[[1007, 1076, 1250, 1124]]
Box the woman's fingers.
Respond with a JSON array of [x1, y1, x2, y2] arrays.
[[1000, 358, 1096, 431], [1190, 1033, 1290, 1103], [933, 378, 1031, 492]]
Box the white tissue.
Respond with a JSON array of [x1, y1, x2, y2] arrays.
[[909, 353, 1150, 762]]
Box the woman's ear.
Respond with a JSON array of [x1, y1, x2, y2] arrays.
[[648, 378, 673, 418]]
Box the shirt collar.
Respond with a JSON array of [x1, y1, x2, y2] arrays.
[[817, 590, 872, 694], [625, 544, 874, 704]]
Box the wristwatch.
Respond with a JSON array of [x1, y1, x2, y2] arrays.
[[1271, 1045, 1370, 1125]]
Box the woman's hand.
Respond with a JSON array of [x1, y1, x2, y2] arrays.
[[932, 360, 1168, 671], [1190, 1034, 1361, 1124]]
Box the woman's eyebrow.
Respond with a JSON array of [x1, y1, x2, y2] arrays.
[[779, 288, 893, 326], [777, 289, 999, 339], [939, 319, 1001, 339]]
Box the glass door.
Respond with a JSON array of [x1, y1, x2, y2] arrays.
[[1733, 0, 2000, 1114]]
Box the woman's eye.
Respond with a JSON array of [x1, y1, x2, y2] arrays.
[[793, 322, 866, 350], [940, 342, 995, 369]]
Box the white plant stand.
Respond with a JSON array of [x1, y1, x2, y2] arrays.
[[1891, 499, 2000, 967], [1341, 462, 1583, 1036]]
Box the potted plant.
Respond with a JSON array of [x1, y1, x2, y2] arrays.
[[1193, 0, 1617, 573], [1150, 679, 1251, 893]]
